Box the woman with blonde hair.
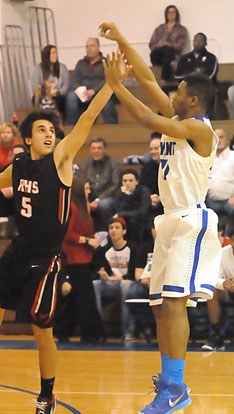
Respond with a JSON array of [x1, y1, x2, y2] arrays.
[[0, 123, 22, 172]]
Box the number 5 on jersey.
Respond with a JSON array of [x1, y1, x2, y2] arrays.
[[21, 196, 32, 218]]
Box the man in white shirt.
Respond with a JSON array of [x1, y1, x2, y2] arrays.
[[202, 222, 234, 351], [206, 128, 234, 217]]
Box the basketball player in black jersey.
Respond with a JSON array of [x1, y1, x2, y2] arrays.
[[0, 82, 113, 413]]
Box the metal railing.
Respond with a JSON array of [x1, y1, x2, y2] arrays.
[[4, 25, 32, 109], [0, 7, 57, 122], [29, 6, 57, 65]]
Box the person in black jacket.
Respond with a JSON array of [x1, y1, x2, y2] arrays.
[[140, 134, 164, 218], [113, 168, 152, 244], [174, 32, 218, 84]]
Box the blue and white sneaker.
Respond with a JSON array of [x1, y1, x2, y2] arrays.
[[139, 378, 191, 414]]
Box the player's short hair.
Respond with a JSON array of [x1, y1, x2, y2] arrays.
[[19, 110, 61, 143], [184, 73, 215, 114], [89, 136, 107, 147]]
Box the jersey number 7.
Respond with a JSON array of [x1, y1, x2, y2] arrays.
[[160, 159, 170, 180]]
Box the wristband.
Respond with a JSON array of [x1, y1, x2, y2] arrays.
[[85, 237, 90, 244]]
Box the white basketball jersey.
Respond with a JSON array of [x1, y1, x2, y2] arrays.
[[159, 116, 218, 210]]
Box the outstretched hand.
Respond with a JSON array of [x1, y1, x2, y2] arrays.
[[99, 22, 122, 41], [102, 51, 132, 89]]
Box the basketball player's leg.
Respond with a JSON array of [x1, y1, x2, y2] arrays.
[[32, 324, 57, 410], [32, 324, 57, 378], [139, 297, 191, 414], [153, 295, 189, 352], [153, 304, 169, 356], [161, 296, 190, 359]]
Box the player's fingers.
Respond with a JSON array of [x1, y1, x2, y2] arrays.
[[117, 50, 122, 61], [99, 22, 111, 38], [106, 53, 111, 68], [99, 22, 109, 30], [112, 50, 117, 63], [126, 64, 133, 76], [102, 58, 107, 70], [99, 30, 110, 39]]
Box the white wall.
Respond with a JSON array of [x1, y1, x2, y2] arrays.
[[46, 0, 234, 68], [1, 0, 47, 44]]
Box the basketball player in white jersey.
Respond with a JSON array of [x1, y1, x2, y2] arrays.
[[99, 23, 221, 414]]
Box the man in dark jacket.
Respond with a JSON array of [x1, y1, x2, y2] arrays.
[[174, 32, 218, 84], [66, 37, 118, 124], [78, 137, 121, 229], [140, 133, 163, 218], [114, 168, 152, 243]]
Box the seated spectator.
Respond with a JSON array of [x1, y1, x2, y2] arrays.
[[0, 123, 22, 172], [66, 37, 118, 125], [31, 45, 69, 120], [139, 133, 163, 217], [78, 137, 121, 229], [113, 169, 151, 243], [54, 176, 105, 343], [202, 222, 234, 351], [35, 80, 57, 110], [175, 32, 218, 84], [92, 217, 136, 340], [206, 128, 234, 218], [149, 5, 187, 81], [227, 85, 234, 119]]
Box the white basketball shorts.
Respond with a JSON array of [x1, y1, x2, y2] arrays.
[[149, 204, 221, 307]]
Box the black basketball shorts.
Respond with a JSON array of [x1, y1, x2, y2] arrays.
[[0, 239, 64, 328]]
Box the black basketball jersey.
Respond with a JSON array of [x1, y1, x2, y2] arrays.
[[12, 152, 71, 249]]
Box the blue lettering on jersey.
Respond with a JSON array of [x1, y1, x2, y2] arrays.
[[160, 141, 176, 180], [160, 159, 170, 180], [160, 141, 176, 156]]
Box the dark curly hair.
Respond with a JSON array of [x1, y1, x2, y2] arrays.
[[19, 110, 61, 146]]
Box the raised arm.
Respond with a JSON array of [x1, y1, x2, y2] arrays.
[[54, 83, 113, 186], [103, 53, 212, 153], [99, 22, 173, 118]]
